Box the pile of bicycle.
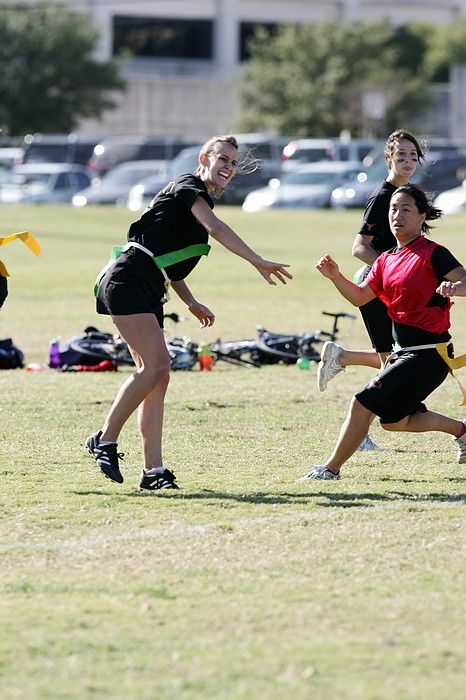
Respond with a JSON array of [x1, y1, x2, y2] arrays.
[[48, 311, 354, 372]]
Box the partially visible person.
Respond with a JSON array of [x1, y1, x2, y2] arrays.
[[301, 184, 466, 480], [0, 274, 7, 308], [317, 129, 426, 451], [86, 134, 292, 490], [0, 231, 41, 308], [318, 130, 425, 390]]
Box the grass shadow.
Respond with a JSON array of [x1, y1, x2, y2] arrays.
[[71, 488, 465, 508]]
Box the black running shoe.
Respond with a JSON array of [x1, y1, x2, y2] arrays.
[[139, 467, 179, 490], [85, 431, 124, 484]]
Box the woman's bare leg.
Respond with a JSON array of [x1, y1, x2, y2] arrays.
[[137, 378, 169, 468], [339, 349, 382, 369], [382, 411, 464, 436], [338, 349, 391, 370], [100, 314, 171, 449], [322, 397, 374, 474]]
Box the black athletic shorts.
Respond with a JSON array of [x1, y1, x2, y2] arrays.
[[355, 346, 451, 424], [96, 247, 166, 328], [359, 296, 394, 353], [0, 276, 8, 308], [354, 264, 393, 353]]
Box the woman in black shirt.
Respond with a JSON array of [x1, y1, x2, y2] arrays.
[[317, 130, 425, 451], [318, 129, 425, 393], [87, 135, 292, 490]]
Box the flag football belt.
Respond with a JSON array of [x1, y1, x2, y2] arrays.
[[392, 342, 466, 406], [0, 230, 41, 277], [94, 241, 211, 302]]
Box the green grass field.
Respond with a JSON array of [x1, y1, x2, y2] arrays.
[[0, 204, 465, 699]]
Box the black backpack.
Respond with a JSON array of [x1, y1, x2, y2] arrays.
[[57, 327, 134, 368], [0, 338, 24, 369]]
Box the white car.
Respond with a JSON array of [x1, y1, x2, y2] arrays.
[[434, 180, 466, 214], [0, 163, 92, 204], [72, 159, 166, 207], [242, 161, 362, 212]]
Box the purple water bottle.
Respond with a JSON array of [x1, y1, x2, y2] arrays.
[[48, 338, 61, 368]]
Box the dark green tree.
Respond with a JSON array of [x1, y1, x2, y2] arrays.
[[237, 22, 431, 137], [0, 3, 125, 135], [423, 20, 466, 82]]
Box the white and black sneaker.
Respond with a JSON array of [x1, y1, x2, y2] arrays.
[[453, 420, 466, 464], [317, 341, 344, 392], [85, 431, 124, 484], [139, 467, 179, 491], [298, 465, 340, 481], [357, 434, 383, 451]]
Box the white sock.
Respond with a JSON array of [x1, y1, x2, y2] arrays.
[[144, 466, 163, 474]]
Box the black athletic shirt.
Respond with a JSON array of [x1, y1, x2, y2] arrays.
[[127, 173, 214, 281], [358, 180, 397, 253]]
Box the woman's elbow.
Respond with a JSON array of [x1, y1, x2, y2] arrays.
[[352, 243, 367, 260]]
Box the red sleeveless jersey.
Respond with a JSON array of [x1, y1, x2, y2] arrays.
[[367, 236, 451, 334]]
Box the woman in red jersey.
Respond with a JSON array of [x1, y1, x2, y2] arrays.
[[301, 184, 466, 481]]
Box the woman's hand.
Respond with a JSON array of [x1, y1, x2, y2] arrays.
[[188, 301, 215, 327], [436, 280, 457, 298], [316, 255, 340, 279], [254, 259, 292, 285]]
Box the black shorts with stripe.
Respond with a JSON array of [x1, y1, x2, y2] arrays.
[[96, 247, 166, 328]]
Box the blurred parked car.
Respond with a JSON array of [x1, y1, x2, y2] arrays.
[[0, 163, 92, 204], [361, 137, 466, 169], [127, 140, 283, 211], [0, 163, 11, 185], [88, 136, 198, 177], [280, 138, 377, 171], [21, 133, 100, 167], [331, 152, 466, 209], [72, 160, 165, 207], [242, 161, 363, 213], [434, 180, 466, 214], [234, 133, 291, 172], [127, 146, 204, 211], [0, 147, 23, 169]]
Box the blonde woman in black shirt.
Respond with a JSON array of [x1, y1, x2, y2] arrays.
[[87, 135, 291, 490]]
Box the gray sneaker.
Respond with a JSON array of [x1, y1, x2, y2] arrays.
[[317, 341, 344, 392], [357, 434, 383, 451], [452, 421, 466, 464], [298, 465, 340, 480]]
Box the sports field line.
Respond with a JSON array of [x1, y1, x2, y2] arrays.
[[1, 499, 463, 554]]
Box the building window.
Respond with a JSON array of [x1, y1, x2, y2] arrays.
[[113, 16, 213, 59], [240, 22, 279, 61]]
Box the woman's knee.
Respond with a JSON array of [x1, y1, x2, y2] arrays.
[[348, 396, 372, 419], [381, 418, 407, 432], [138, 359, 171, 388]]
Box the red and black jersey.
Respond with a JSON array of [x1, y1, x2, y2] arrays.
[[367, 236, 461, 346]]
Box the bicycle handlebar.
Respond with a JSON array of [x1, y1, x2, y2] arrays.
[[322, 311, 356, 320]]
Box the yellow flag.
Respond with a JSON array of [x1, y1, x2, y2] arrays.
[[436, 343, 466, 406], [0, 231, 41, 277]]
